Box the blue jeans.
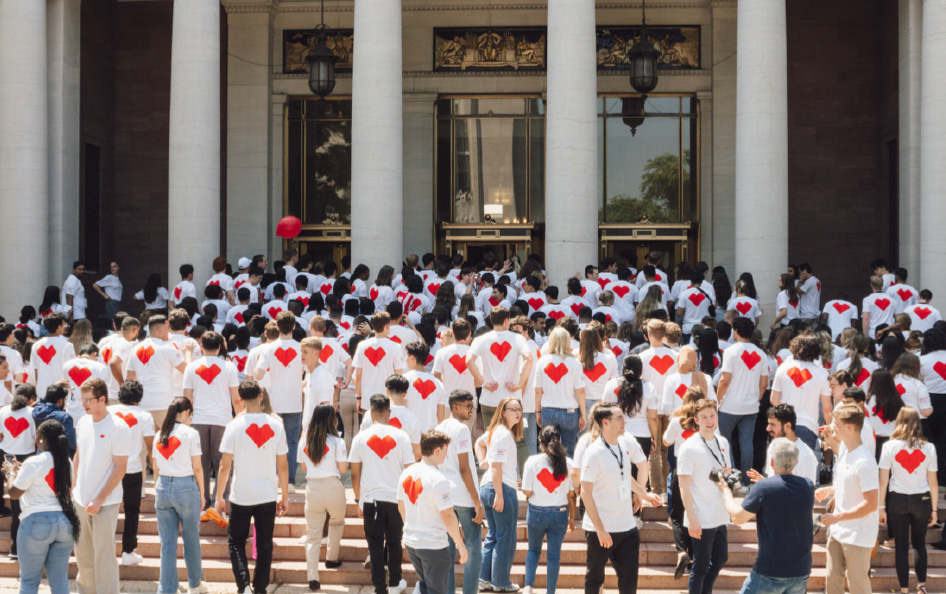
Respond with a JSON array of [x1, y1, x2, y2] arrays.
[[155, 475, 203, 593], [479, 482, 519, 588], [17, 511, 74, 594], [523, 413, 538, 456], [448, 506, 483, 594], [525, 504, 568, 594], [718, 412, 756, 485], [279, 412, 303, 484], [739, 570, 808, 594], [542, 407, 580, 456], [689, 525, 728, 594]]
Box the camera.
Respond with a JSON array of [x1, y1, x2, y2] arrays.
[[709, 468, 743, 490]]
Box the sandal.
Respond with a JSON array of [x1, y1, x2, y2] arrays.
[[917, 585, 927, 594]]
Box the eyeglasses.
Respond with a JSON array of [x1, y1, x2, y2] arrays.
[[80, 397, 100, 404], [504, 407, 523, 413], [457, 403, 475, 410]]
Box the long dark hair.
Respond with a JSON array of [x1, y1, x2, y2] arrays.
[[869, 369, 902, 423], [617, 355, 644, 416], [779, 273, 799, 304], [37, 420, 81, 541], [159, 397, 193, 448], [39, 286, 62, 314], [697, 328, 719, 375], [538, 425, 568, 481], [922, 328, 946, 355], [143, 273, 162, 303], [305, 403, 339, 466], [738, 273, 758, 300], [881, 334, 905, 370]]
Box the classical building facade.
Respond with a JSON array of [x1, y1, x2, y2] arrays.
[[1, 0, 934, 323]]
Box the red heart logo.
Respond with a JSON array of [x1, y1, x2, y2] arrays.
[[611, 346, 622, 357], [544, 363, 568, 384], [370, 288, 379, 301], [365, 347, 386, 367], [235, 280, 246, 290], [688, 293, 706, 306], [915, 307, 932, 320], [413, 379, 437, 400], [196, 364, 222, 384], [583, 362, 607, 383], [789, 298, 799, 308], [895, 448, 926, 473], [449, 354, 467, 374], [425, 354, 434, 366], [613, 286, 630, 299], [735, 302, 752, 315], [787, 367, 813, 388], [232, 356, 247, 372], [320, 284, 333, 295], [833, 303, 851, 314], [402, 475, 424, 504], [741, 350, 761, 370], [4, 417, 28, 438], [816, 282, 821, 292], [268, 306, 282, 319], [536, 468, 566, 493], [897, 288, 914, 303], [115, 412, 138, 428], [897, 384, 906, 396], [390, 336, 402, 344], [209, 281, 220, 286], [872, 405, 890, 424], [649, 355, 674, 375], [245, 423, 275, 448], [350, 285, 357, 295], [102, 347, 113, 364], [319, 344, 334, 364], [367, 434, 397, 458], [548, 310, 565, 321], [274, 347, 297, 367], [299, 296, 310, 307], [776, 356, 784, 366], [855, 368, 870, 386], [875, 298, 891, 311], [428, 283, 441, 296], [235, 311, 244, 324], [68, 366, 92, 387], [682, 429, 696, 440], [36, 345, 56, 365], [527, 298, 545, 311], [488, 296, 500, 307], [935, 362, 946, 381], [597, 278, 611, 290], [569, 303, 583, 317], [675, 383, 687, 398], [580, 287, 587, 297], [174, 287, 182, 300], [340, 321, 351, 330], [389, 417, 403, 430], [490, 341, 512, 362], [45, 468, 56, 493], [156, 436, 182, 459], [136, 345, 155, 365]]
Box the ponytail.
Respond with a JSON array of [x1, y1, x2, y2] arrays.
[[846, 334, 870, 384], [37, 420, 81, 541], [159, 397, 192, 448], [538, 425, 568, 481], [617, 355, 644, 416]]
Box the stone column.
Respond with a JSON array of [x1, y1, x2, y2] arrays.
[[920, 0, 946, 304], [0, 0, 49, 317], [350, 0, 402, 274], [734, 0, 788, 328], [545, 0, 598, 287], [47, 0, 81, 284], [168, 0, 221, 288], [711, 1, 737, 272], [900, 0, 921, 279]]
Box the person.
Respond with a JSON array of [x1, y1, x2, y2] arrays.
[[718, 437, 814, 594], [905, 289, 941, 333], [578, 325, 618, 418], [920, 328, 946, 479], [887, 268, 919, 313], [879, 407, 938, 593], [134, 273, 170, 313], [432, 319, 476, 436], [125, 315, 188, 428], [580, 402, 660, 594], [677, 399, 731, 594], [821, 293, 858, 340], [403, 341, 446, 432], [152, 397, 204, 594], [815, 403, 879, 594], [72, 378, 131, 594], [349, 393, 415, 594], [435, 390, 484, 594], [794, 263, 821, 325], [353, 312, 406, 413], [771, 273, 800, 330], [534, 327, 586, 455], [662, 386, 704, 579], [676, 273, 714, 343], [477, 396, 524, 593], [863, 275, 895, 339], [892, 353, 933, 418], [0, 385, 38, 558], [521, 425, 575, 594], [2, 419, 80, 594], [62, 261, 87, 321], [107, 380, 155, 566], [467, 307, 533, 427], [300, 403, 348, 591], [727, 280, 761, 327], [360, 375, 422, 460], [61, 344, 110, 422], [397, 430, 468, 594], [866, 369, 903, 456], [639, 319, 679, 494], [602, 355, 659, 459], [28, 312, 76, 396], [716, 317, 768, 491], [770, 335, 831, 452], [215, 380, 290, 594], [746, 404, 818, 484], [32, 384, 76, 458], [837, 333, 879, 393], [92, 261, 123, 318]]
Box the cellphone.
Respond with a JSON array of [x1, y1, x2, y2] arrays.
[[3, 455, 14, 465]]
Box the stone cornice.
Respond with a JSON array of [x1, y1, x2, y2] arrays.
[[273, 68, 709, 79], [223, 0, 280, 15], [276, 1, 711, 13]]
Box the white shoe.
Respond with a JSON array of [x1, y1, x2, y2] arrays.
[[120, 551, 144, 566], [298, 534, 307, 544], [187, 583, 207, 594], [288, 483, 296, 494], [391, 579, 408, 594]]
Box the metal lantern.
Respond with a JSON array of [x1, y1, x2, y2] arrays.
[[307, 27, 337, 99], [629, 0, 659, 100], [621, 96, 646, 136]]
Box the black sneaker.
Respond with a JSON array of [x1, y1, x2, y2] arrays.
[[674, 552, 689, 580], [931, 540, 946, 551], [325, 560, 342, 569], [309, 580, 321, 591]]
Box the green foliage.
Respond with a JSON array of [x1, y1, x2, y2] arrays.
[[601, 150, 690, 223]]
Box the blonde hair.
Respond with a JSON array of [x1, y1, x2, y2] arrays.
[[585, 400, 608, 441], [439, 328, 455, 347], [833, 402, 865, 432], [672, 386, 704, 433], [486, 397, 524, 441], [665, 322, 682, 345], [546, 327, 574, 359], [68, 319, 94, 352], [890, 406, 926, 448], [300, 337, 322, 351], [597, 291, 614, 306]]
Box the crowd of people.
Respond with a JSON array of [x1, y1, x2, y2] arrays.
[[0, 250, 943, 594]]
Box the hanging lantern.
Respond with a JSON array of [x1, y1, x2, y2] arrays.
[[629, 0, 659, 101], [307, 0, 337, 99]]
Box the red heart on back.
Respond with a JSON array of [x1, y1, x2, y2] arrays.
[[583, 362, 607, 383], [428, 283, 441, 295], [688, 293, 706, 306], [597, 278, 611, 290], [527, 298, 545, 311], [413, 379, 436, 400], [389, 417, 403, 430], [833, 303, 851, 314], [935, 361, 946, 381], [548, 310, 565, 321], [544, 363, 568, 384], [370, 288, 379, 301], [4, 416, 28, 438], [268, 306, 282, 319], [915, 307, 932, 320], [675, 383, 687, 398], [569, 303, 582, 317], [103, 347, 113, 364], [449, 354, 467, 374], [490, 341, 512, 362], [274, 347, 297, 367], [536, 467, 565, 493], [68, 366, 92, 387], [402, 475, 424, 504], [367, 434, 397, 458], [137, 345, 155, 365], [735, 302, 752, 315], [612, 286, 630, 299], [897, 384, 906, 396], [856, 368, 870, 386], [895, 448, 926, 473], [319, 344, 334, 364], [580, 287, 587, 297], [741, 350, 761, 370], [365, 347, 386, 367], [232, 356, 247, 372], [875, 298, 891, 311], [174, 287, 182, 300], [36, 345, 56, 365], [787, 367, 813, 388], [235, 312, 244, 324], [196, 364, 221, 384], [611, 346, 622, 357], [245, 423, 275, 448], [649, 355, 674, 375], [489, 297, 500, 307], [45, 468, 56, 493], [115, 412, 138, 428], [156, 436, 181, 459], [897, 288, 914, 303], [320, 284, 333, 295]]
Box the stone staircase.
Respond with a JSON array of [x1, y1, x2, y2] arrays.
[[0, 488, 945, 591]]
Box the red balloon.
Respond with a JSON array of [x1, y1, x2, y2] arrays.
[[276, 216, 302, 239]]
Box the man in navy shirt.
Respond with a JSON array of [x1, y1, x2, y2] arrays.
[[717, 437, 814, 594]]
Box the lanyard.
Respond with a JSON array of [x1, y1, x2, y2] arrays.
[[702, 436, 726, 468], [600, 436, 624, 476]]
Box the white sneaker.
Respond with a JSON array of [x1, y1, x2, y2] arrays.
[[298, 534, 307, 544], [187, 583, 207, 594], [120, 551, 144, 566], [391, 579, 408, 594], [288, 483, 296, 494]]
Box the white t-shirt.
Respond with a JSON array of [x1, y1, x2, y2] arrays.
[[763, 438, 818, 484], [361, 404, 422, 445], [0, 405, 36, 456], [608, 281, 638, 318], [822, 300, 858, 340], [836, 357, 879, 394], [879, 439, 937, 495], [153, 423, 202, 478], [349, 423, 414, 504], [539, 304, 572, 324], [167, 333, 199, 398], [520, 292, 548, 316], [96, 274, 123, 301], [479, 426, 519, 489], [580, 434, 648, 533], [127, 337, 185, 411], [63, 274, 86, 319], [171, 280, 197, 306], [183, 356, 240, 426], [887, 284, 919, 313], [432, 344, 476, 397], [135, 287, 169, 310], [581, 351, 618, 402], [862, 292, 895, 336], [227, 305, 251, 326], [797, 276, 821, 319], [894, 375, 932, 417], [635, 282, 670, 309], [317, 336, 351, 380], [73, 413, 132, 507], [829, 444, 879, 547], [771, 360, 830, 432], [207, 273, 234, 294], [601, 378, 658, 438], [303, 366, 335, 427], [397, 461, 454, 550], [257, 338, 303, 414], [775, 290, 800, 324], [522, 453, 573, 508], [677, 287, 713, 334], [676, 434, 731, 529], [100, 335, 134, 400], [29, 336, 76, 395], [404, 370, 446, 433], [663, 417, 699, 450], [719, 343, 767, 415], [534, 354, 585, 410], [639, 347, 679, 414], [579, 280, 601, 309], [905, 304, 942, 333], [468, 331, 531, 407], [727, 296, 761, 321], [921, 351, 946, 394], [299, 434, 347, 480], [108, 404, 155, 473], [353, 337, 406, 410], [660, 372, 717, 416], [14, 451, 68, 520], [434, 417, 477, 508], [368, 285, 395, 313], [866, 395, 897, 437], [62, 357, 109, 421], [220, 413, 289, 506], [635, 269, 668, 289]]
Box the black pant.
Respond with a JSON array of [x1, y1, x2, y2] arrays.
[[752, 390, 773, 471], [689, 525, 728, 594], [875, 436, 889, 461], [668, 470, 692, 556], [363, 500, 404, 594], [8, 452, 31, 556], [228, 501, 277, 594], [585, 528, 640, 594], [923, 394, 946, 478], [121, 471, 143, 553], [888, 491, 931, 588]]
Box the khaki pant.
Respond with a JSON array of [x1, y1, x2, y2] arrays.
[[144, 408, 169, 473], [649, 414, 671, 494], [305, 477, 347, 581], [75, 503, 121, 594], [826, 535, 873, 594]]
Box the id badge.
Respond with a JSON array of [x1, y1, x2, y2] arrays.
[[618, 478, 631, 501], [522, 416, 528, 428]]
